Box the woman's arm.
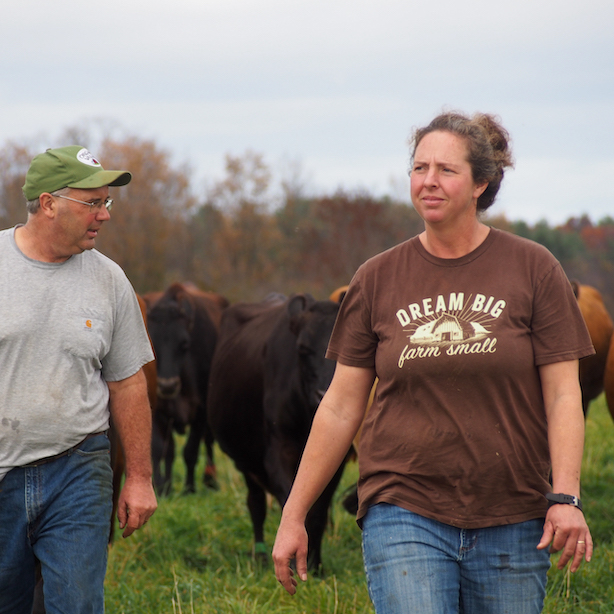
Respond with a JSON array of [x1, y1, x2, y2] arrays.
[[272, 363, 375, 594], [536, 360, 592, 571]]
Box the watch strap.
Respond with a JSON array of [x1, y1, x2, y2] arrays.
[[545, 492, 583, 512]]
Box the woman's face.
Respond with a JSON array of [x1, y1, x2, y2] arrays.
[[410, 130, 487, 230]]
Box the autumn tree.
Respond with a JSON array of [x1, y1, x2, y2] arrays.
[[5, 127, 614, 314], [275, 191, 424, 296], [207, 150, 272, 211], [192, 151, 282, 301], [96, 136, 196, 293], [0, 142, 35, 229]]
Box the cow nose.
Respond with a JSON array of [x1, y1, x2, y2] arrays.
[[157, 376, 181, 399]]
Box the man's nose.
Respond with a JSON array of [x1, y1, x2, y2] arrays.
[[96, 205, 111, 221]]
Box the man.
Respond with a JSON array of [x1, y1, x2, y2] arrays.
[[0, 146, 158, 613]]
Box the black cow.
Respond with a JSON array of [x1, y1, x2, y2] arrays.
[[207, 294, 343, 571], [146, 283, 226, 495]]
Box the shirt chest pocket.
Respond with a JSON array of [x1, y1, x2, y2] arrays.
[[62, 316, 109, 364]]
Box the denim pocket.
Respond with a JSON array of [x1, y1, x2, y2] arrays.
[[74, 433, 111, 457]]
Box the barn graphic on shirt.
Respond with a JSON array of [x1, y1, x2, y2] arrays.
[[409, 312, 490, 346]]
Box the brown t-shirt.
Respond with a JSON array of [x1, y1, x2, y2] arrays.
[[326, 228, 594, 529]]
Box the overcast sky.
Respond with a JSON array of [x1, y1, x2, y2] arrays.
[[1, 0, 612, 224]]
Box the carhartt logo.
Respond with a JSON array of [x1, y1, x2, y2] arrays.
[[85, 319, 92, 329]]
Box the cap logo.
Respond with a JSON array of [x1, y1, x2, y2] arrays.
[[76, 148, 102, 168]]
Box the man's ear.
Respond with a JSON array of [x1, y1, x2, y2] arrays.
[[38, 193, 57, 218]]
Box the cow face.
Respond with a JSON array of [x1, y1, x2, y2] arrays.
[[288, 297, 339, 410], [147, 300, 192, 400]]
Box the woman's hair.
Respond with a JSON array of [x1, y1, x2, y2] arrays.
[[410, 111, 514, 212]]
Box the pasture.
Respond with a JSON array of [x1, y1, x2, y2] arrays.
[[105, 396, 614, 613]]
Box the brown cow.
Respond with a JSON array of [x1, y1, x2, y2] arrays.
[[571, 282, 614, 415], [600, 312, 614, 424]]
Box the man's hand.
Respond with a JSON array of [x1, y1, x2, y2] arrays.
[[117, 476, 157, 538]]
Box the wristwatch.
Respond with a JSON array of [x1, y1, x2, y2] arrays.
[[545, 492, 583, 512]]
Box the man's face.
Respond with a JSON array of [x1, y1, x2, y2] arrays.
[[52, 186, 111, 258]]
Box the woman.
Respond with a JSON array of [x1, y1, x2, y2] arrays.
[[272, 111, 594, 613]]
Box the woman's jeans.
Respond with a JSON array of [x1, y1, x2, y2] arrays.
[[362, 503, 550, 614], [0, 433, 113, 614]]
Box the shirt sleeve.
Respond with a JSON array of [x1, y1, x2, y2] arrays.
[[102, 278, 155, 381], [531, 262, 595, 366], [326, 266, 379, 367]]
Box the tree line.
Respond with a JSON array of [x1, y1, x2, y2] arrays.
[[2, 131, 613, 314]]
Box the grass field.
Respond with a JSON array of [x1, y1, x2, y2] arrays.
[[105, 396, 614, 613]]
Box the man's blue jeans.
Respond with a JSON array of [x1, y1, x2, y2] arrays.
[[362, 503, 550, 614], [0, 433, 113, 614]]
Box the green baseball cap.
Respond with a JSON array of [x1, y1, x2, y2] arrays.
[[23, 145, 132, 201]]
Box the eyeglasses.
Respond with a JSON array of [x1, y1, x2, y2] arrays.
[[53, 194, 113, 211]]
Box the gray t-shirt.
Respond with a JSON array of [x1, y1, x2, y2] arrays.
[[0, 227, 154, 481]]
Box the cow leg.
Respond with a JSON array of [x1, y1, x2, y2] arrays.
[[244, 474, 268, 564], [151, 417, 170, 495], [202, 420, 219, 491], [183, 418, 204, 494], [163, 429, 175, 495], [305, 460, 347, 573]]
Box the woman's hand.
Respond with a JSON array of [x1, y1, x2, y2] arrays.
[[537, 504, 592, 571], [272, 515, 309, 595]]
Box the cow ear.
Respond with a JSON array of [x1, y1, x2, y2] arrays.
[[287, 295, 308, 336], [287, 294, 308, 317]]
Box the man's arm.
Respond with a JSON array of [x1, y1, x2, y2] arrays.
[[107, 368, 158, 538]]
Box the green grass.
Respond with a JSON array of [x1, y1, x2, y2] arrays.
[[542, 396, 614, 613], [105, 441, 370, 613], [105, 397, 614, 613]]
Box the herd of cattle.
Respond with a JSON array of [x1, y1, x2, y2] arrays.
[[30, 279, 614, 612], [130, 282, 347, 571], [124, 280, 614, 570]]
